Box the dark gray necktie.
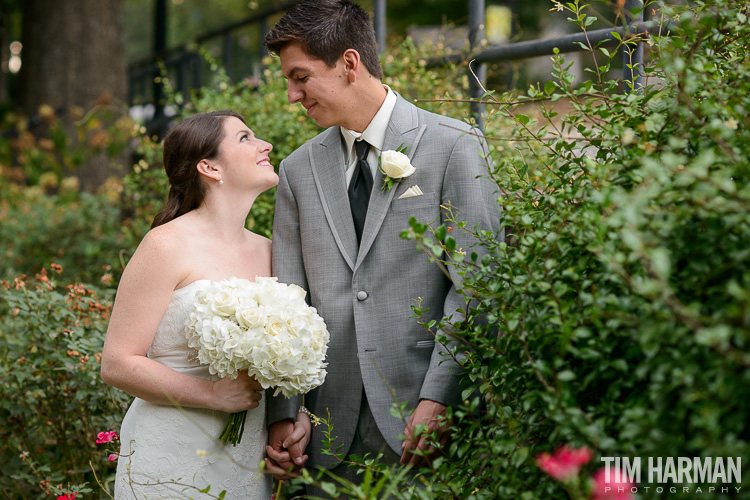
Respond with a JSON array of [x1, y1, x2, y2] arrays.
[[348, 139, 373, 244]]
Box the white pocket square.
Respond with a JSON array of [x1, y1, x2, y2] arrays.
[[397, 185, 423, 199]]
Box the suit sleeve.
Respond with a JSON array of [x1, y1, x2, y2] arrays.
[[418, 130, 500, 407], [268, 160, 306, 424]]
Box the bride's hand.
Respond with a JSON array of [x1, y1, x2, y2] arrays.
[[211, 371, 263, 413]]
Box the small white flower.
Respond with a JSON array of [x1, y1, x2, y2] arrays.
[[622, 128, 635, 145]]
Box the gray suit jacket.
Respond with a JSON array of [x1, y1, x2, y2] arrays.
[[270, 93, 498, 468]]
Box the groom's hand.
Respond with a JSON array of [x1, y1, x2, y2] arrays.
[[400, 399, 450, 468], [265, 417, 309, 479]]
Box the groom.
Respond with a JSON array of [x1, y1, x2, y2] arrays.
[[264, 0, 499, 489]]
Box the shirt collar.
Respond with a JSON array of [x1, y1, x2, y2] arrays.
[[341, 86, 397, 160]]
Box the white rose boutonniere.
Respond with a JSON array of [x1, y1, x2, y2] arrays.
[[379, 144, 415, 191]]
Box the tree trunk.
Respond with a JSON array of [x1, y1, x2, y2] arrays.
[[19, 0, 128, 190], [0, 16, 7, 104]]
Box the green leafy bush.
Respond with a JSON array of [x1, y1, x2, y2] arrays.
[[0, 101, 137, 285], [0, 181, 136, 285], [0, 266, 129, 499], [395, 0, 750, 498], [0, 102, 133, 187]]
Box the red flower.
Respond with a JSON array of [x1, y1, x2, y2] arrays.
[[95, 431, 118, 444], [591, 467, 635, 500], [108, 454, 118, 462], [56, 493, 77, 500], [535, 445, 592, 481]]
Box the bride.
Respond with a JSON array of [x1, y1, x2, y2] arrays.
[[101, 111, 294, 498]]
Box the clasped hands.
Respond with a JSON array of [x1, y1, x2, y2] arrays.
[[265, 411, 312, 479], [264, 399, 450, 478]]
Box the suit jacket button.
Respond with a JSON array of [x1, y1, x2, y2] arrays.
[[356, 291, 368, 301]]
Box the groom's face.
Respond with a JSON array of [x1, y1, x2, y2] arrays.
[[280, 42, 355, 129]]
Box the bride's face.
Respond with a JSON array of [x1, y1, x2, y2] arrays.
[[215, 117, 278, 192]]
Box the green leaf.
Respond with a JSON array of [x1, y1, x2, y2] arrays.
[[445, 237, 456, 251], [321, 482, 339, 495]]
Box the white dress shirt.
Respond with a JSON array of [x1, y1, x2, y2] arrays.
[[340, 86, 398, 187]]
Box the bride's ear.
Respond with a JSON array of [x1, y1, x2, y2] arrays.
[[196, 159, 222, 183]]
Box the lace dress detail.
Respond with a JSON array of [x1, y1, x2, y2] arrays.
[[114, 281, 271, 499]]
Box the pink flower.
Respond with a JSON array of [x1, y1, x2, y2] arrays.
[[536, 445, 592, 481], [57, 493, 77, 500], [591, 467, 635, 500], [108, 454, 118, 462], [95, 431, 118, 444]]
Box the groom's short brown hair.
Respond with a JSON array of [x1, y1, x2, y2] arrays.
[[264, 0, 384, 80]]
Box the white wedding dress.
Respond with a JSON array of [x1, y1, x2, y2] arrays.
[[114, 280, 271, 499]]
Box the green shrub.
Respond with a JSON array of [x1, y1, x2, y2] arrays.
[[0, 266, 129, 499], [0, 181, 136, 285], [0, 102, 133, 188], [0, 100, 137, 285], [398, 0, 750, 498]]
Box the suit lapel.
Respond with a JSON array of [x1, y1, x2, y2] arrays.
[[355, 97, 426, 271], [309, 128, 358, 270]]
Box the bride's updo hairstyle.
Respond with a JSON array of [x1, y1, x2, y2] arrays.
[[151, 110, 246, 228]]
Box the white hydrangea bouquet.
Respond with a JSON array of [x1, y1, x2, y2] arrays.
[[185, 276, 329, 445]]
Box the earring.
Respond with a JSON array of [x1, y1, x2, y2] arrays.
[[219, 178, 224, 185]]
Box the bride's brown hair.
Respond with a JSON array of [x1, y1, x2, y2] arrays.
[[151, 110, 247, 228]]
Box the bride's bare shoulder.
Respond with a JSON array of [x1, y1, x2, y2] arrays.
[[115, 220, 196, 291], [141, 220, 188, 250], [132, 217, 200, 268]]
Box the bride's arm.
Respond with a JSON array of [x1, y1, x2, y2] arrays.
[[100, 228, 261, 413]]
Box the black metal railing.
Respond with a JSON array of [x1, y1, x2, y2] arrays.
[[127, 0, 301, 135], [459, 0, 650, 129]]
